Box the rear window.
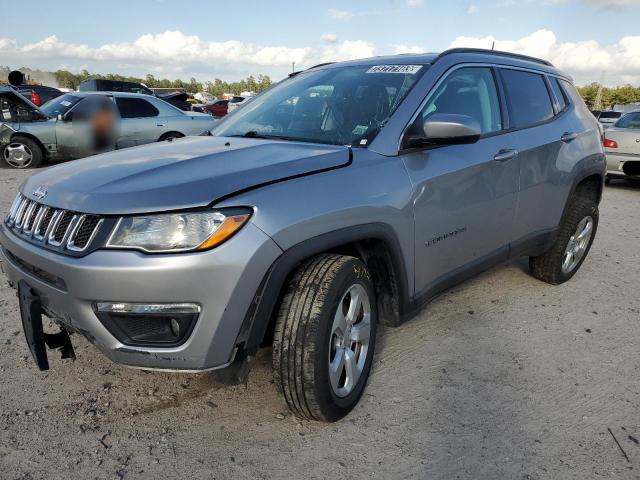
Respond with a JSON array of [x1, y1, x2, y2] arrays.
[[548, 77, 568, 112], [599, 111, 622, 120], [501, 69, 554, 129], [614, 112, 640, 129], [115, 98, 159, 118]]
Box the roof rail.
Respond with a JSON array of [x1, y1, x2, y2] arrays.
[[435, 48, 553, 67]]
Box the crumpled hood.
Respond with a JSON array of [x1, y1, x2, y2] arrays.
[[21, 136, 351, 214]]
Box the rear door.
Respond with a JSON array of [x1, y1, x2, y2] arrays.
[[115, 97, 166, 147], [403, 66, 520, 297]]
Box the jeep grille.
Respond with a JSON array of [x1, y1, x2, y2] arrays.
[[5, 194, 103, 253]]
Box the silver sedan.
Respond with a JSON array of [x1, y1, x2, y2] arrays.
[[1, 89, 217, 169], [604, 110, 640, 183]]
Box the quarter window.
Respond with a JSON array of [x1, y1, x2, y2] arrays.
[[548, 77, 568, 112], [421, 67, 502, 134], [115, 98, 159, 119], [501, 69, 554, 128]]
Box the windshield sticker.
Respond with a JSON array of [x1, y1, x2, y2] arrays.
[[60, 100, 72, 107], [366, 65, 422, 74], [360, 139, 368, 145], [352, 125, 368, 135]]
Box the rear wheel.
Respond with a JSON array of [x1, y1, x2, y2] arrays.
[[2, 136, 43, 169], [159, 132, 184, 142], [529, 196, 598, 284], [273, 254, 377, 422]]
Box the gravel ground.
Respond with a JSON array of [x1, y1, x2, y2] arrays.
[[0, 169, 639, 480]]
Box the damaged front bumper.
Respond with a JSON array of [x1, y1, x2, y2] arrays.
[[0, 221, 282, 372]]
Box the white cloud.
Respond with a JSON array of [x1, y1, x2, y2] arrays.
[[407, 0, 424, 7], [319, 40, 376, 63], [321, 33, 338, 43], [0, 32, 378, 81], [448, 29, 640, 85], [466, 4, 479, 14], [326, 8, 383, 20], [550, 0, 640, 6], [394, 44, 425, 54]]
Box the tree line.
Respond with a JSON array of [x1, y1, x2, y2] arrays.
[[52, 69, 273, 97], [576, 83, 640, 110]]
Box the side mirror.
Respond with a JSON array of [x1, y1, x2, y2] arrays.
[[406, 113, 482, 148]]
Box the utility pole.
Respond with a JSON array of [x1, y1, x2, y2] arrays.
[[594, 70, 605, 111]]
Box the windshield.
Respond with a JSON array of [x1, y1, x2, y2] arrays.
[[212, 64, 426, 146], [40, 94, 83, 117], [615, 112, 640, 129]]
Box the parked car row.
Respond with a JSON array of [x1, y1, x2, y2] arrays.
[[0, 87, 216, 168]]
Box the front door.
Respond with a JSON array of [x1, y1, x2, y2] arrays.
[[402, 66, 519, 298]]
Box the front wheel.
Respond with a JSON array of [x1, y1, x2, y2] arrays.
[[2, 136, 43, 169], [273, 254, 377, 422], [529, 196, 598, 284]]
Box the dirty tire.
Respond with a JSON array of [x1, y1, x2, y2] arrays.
[[529, 196, 598, 285], [273, 254, 377, 422], [2, 136, 43, 169]]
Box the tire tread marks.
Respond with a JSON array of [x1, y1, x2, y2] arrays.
[[273, 254, 351, 421]]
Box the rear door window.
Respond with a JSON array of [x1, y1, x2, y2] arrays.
[[501, 69, 554, 128], [115, 98, 159, 118]]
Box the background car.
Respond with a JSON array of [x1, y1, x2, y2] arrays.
[[16, 85, 63, 107], [202, 99, 229, 118], [80, 79, 192, 111], [0, 90, 216, 168], [226, 95, 249, 113], [603, 110, 640, 182], [597, 110, 623, 129]]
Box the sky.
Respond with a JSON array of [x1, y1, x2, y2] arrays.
[[1, 0, 639, 86]]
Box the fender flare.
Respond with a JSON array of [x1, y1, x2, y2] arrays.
[[234, 223, 411, 356]]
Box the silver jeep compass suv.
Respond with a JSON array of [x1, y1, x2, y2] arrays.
[[0, 49, 605, 421]]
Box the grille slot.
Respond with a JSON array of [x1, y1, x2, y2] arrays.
[[69, 216, 102, 250], [4, 193, 104, 253], [24, 203, 41, 233], [36, 208, 55, 238], [51, 211, 75, 245]]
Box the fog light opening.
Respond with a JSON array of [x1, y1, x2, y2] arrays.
[[94, 302, 200, 346], [170, 318, 181, 338]]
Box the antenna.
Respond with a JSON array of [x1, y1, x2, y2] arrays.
[[491, 41, 495, 51]]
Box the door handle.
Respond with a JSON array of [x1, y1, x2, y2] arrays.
[[561, 132, 578, 143], [493, 149, 519, 162], [156, 123, 166, 127]]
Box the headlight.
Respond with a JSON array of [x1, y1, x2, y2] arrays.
[[106, 209, 251, 253]]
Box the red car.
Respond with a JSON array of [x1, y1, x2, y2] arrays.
[[203, 99, 229, 118]]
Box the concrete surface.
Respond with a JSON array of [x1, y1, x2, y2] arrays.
[[0, 169, 638, 480]]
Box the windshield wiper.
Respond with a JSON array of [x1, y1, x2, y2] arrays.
[[232, 130, 293, 140]]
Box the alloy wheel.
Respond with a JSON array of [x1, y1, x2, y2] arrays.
[[561, 215, 594, 274], [329, 284, 372, 398]]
